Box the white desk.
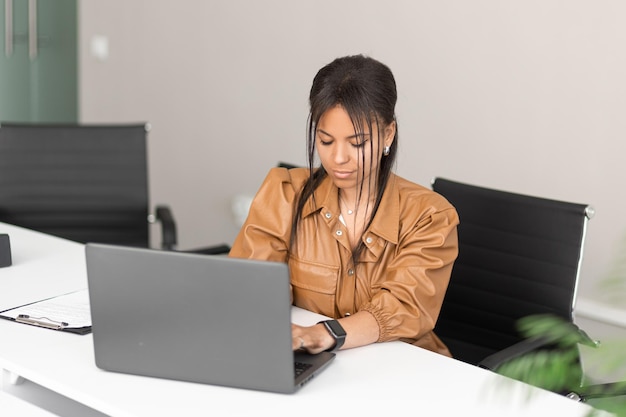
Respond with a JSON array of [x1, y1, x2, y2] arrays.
[[0, 222, 609, 417], [0, 224, 86, 312]]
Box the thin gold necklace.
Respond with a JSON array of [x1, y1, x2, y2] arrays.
[[338, 194, 355, 215]]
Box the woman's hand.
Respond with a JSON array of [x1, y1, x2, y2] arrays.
[[291, 311, 379, 353], [291, 323, 335, 354]]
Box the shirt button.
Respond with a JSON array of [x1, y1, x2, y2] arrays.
[[366, 237, 373, 244], [347, 269, 354, 276], [325, 212, 332, 219], [336, 230, 343, 236], [345, 312, 351, 317]]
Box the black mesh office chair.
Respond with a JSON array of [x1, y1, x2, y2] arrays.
[[0, 123, 229, 254], [431, 177, 626, 403]]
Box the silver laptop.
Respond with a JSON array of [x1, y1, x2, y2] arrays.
[[85, 243, 335, 394]]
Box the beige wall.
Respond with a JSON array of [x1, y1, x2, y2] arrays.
[[78, 1, 626, 303]]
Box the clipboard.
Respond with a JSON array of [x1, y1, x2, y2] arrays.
[[0, 289, 92, 335]]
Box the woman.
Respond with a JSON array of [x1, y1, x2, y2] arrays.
[[229, 55, 459, 356]]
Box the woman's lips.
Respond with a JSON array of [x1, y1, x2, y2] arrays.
[[332, 170, 354, 180]]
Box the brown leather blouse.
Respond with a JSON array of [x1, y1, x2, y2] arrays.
[[229, 167, 459, 356]]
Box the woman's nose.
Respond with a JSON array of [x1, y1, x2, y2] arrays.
[[333, 143, 350, 164]]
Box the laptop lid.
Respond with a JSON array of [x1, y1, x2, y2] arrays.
[[85, 243, 334, 394]]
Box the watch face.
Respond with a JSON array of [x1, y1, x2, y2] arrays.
[[319, 320, 346, 351], [327, 320, 346, 337]]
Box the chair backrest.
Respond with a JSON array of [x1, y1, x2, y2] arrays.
[[0, 123, 151, 247], [432, 177, 593, 365]]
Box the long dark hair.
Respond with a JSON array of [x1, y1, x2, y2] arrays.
[[290, 55, 399, 265]]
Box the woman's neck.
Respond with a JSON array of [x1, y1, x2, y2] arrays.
[[338, 189, 376, 211]]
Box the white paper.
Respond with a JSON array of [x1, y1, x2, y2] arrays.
[[0, 289, 91, 329]]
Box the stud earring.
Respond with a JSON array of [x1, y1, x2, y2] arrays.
[[383, 146, 391, 156]]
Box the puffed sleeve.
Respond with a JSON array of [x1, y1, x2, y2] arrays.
[[360, 197, 459, 344], [229, 167, 306, 263]]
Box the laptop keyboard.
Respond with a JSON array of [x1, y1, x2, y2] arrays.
[[294, 361, 313, 378]]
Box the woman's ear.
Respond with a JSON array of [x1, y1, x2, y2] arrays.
[[384, 120, 396, 149]]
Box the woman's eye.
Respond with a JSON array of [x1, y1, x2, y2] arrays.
[[319, 139, 333, 146], [351, 136, 370, 148]]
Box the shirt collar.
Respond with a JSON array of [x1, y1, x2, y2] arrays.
[[301, 173, 400, 245]]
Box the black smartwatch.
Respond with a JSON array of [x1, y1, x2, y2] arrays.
[[318, 319, 346, 352]]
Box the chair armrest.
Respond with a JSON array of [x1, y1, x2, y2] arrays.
[[479, 323, 599, 371], [478, 337, 553, 370], [154, 205, 177, 250], [150, 206, 229, 254]]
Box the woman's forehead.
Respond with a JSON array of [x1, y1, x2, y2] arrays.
[[318, 106, 379, 134]]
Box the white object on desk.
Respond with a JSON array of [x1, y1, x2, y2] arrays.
[[231, 193, 253, 227], [0, 224, 86, 313], [1, 289, 91, 330]]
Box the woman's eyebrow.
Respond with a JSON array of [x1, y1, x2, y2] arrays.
[[317, 128, 370, 140], [316, 128, 333, 138]]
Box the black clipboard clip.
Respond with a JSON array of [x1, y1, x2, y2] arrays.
[[16, 314, 69, 330]]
